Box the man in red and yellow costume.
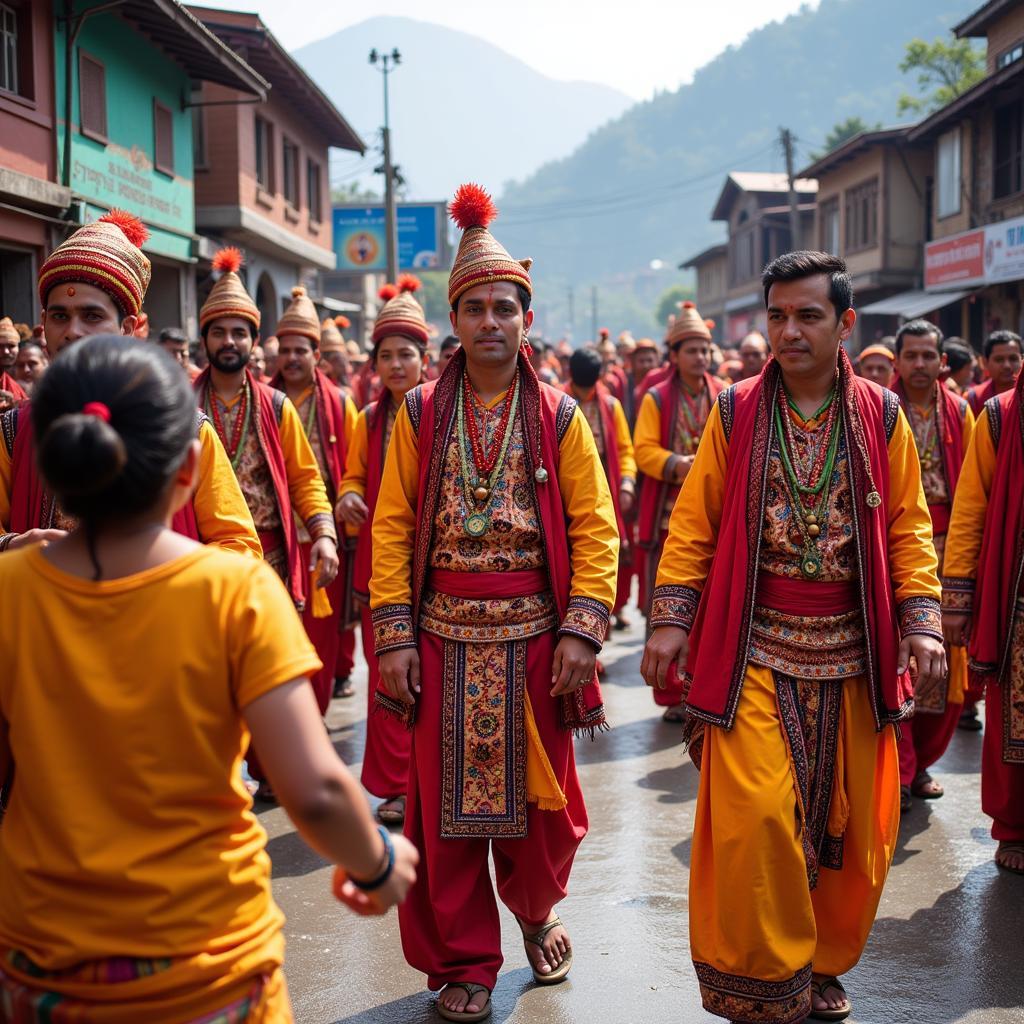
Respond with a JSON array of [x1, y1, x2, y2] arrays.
[[369, 185, 618, 1021], [643, 252, 944, 1024], [942, 359, 1024, 875], [195, 249, 339, 800], [0, 214, 258, 558], [891, 320, 974, 811], [0, 318, 26, 407], [270, 285, 357, 715], [965, 330, 1021, 415], [634, 302, 723, 720]]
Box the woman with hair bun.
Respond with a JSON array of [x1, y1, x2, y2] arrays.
[[0, 336, 417, 1022]]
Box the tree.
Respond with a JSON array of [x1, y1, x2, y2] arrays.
[[655, 284, 695, 330], [811, 116, 881, 159], [898, 37, 985, 116]]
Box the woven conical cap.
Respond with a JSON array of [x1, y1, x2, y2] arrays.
[[0, 317, 19, 345], [276, 286, 320, 344], [373, 288, 428, 345], [666, 302, 711, 348]]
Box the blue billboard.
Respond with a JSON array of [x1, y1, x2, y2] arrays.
[[332, 202, 447, 273]]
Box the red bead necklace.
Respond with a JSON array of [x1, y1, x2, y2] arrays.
[[208, 378, 250, 467], [463, 370, 517, 475]]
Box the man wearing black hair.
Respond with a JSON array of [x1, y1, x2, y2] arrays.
[[942, 339, 976, 394], [892, 319, 975, 811], [966, 330, 1022, 415], [568, 347, 637, 630]]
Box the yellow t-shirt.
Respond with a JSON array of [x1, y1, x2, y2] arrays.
[[0, 544, 322, 970]]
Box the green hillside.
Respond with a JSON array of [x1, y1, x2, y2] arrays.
[[497, 0, 979, 338]]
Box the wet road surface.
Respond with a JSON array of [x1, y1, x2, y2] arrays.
[[258, 618, 1024, 1023]]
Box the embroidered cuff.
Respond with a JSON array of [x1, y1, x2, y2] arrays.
[[649, 584, 700, 631], [372, 603, 416, 655], [0, 533, 15, 553], [940, 576, 974, 613], [305, 512, 338, 543], [898, 596, 943, 641], [558, 596, 610, 651]]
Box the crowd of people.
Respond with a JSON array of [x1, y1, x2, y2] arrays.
[[0, 188, 1020, 1024]]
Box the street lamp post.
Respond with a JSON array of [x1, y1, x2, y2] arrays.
[[369, 47, 401, 284]]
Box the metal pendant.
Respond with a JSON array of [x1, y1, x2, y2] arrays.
[[465, 512, 490, 537], [473, 485, 490, 502], [801, 548, 823, 579], [866, 491, 882, 509], [534, 466, 549, 484]]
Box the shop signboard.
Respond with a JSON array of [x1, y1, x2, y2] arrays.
[[332, 203, 447, 273]]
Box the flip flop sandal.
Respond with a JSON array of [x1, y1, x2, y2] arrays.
[[436, 983, 491, 1022], [808, 976, 852, 1021], [521, 917, 573, 985], [661, 706, 687, 724], [911, 770, 944, 799], [333, 677, 355, 699], [376, 795, 406, 825], [995, 841, 1024, 875], [899, 784, 913, 813]]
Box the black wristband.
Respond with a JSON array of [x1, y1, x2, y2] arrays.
[[348, 825, 395, 892]]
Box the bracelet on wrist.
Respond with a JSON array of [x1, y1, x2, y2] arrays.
[[348, 824, 395, 892]]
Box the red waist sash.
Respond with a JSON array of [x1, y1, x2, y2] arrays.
[[756, 572, 858, 617], [258, 529, 283, 555], [428, 568, 548, 599], [928, 503, 951, 537]]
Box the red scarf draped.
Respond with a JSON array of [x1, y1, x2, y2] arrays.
[[565, 382, 626, 543], [269, 368, 347, 502], [968, 376, 1024, 685], [408, 347, 606, 735], [637, 371, 723, 548], [895, 380, 967, 534], [966, 377, 997, 417], [684, 352, 912, 730], [9, 403, 202, 541], [194, 368, 305, 607], [0, 373, 26, 402], [351, 393, 393, 601]]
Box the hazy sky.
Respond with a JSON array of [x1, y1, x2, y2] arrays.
[[197, 0, 819, 100]]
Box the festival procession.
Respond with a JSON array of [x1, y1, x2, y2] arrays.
[[0, 1, 1021, 1022]]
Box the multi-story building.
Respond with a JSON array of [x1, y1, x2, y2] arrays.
[[188, 6, 365, 335], [0, 1, 68, 324], [710, 172, 817, 342], [52, 0, 266, 334], [800, 127, 933, 346]]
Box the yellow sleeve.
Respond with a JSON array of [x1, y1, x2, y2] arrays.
[[960, 401, 975, 454], [652, 401, 728, 628], [558, 407, 620, 614], [278, 397, 336, 541], [612, 398, 636, 482], [191, 421, 262, 558], [886, 410, 942, 638], [0, 428, 10, 534], [339, 410, 369, 501], [342, 393, 358, 449], [633, 391, 676, 480], [369, 402, 420, 613], [943, 406, 997, 589]]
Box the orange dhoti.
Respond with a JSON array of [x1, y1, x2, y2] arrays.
[[690, 664, 899, 1024]]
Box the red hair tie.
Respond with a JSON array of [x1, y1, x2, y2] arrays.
[[81, 402, 111, 423]]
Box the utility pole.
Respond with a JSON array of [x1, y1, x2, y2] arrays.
[[370, 48, 402, 283], [591, 285, 598, 341], [780, 127, 801, 251]]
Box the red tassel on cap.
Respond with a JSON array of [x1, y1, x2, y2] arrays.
[[449, 183, 497, 231], [681, 301, 696, 309], [397, 273, 421, 293], [335, 315, 350, 329], [212, 247, 244, 273], [379, 284, 398, 301], [98, 209, 149, 248]]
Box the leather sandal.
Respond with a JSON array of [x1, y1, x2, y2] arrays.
[[376, 795, 406, 825], [808, 976, 852, 1021], [995, 840, 1024, 875], [899, 784, 913, 813], [436, 983, 491, 1022], [661, 705, 687, 724], [911, 770, 944, 799], [520, 916, 573, 985]]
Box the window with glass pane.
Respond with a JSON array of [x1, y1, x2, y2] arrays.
[[936, 128, 962, 217], [820, 198, 840, 254], [0, 4, 16, 95], [994, 102, 1024, 200], [307, 159, 321, 221], [844, 178, 878, 252], [283, 137, 300, 207]]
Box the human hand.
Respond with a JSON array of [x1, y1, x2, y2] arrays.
[[550, 636, 597, 696], [5, 528, 67, 551], [898, 634, 947, 695], [336, 492, 368, 527], [641, 626, 689, 690], [619, 488, 635, 515], [333, 833, 419, 915], [942, 611, 971, 648], [310, 536, 339, 587], [378, 648, 421, 704]]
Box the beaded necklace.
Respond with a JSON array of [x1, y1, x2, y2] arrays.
[[456, 372, 520, 537], [207, 379, 251, 471], [774, 382, 841, 579], [906, 395, 940, 472], [677, 379, 709, 453]]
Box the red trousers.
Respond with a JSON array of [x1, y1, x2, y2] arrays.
[[299, 541, 344, 716], [613, 555, 633, 615], [360, 606, 411, 799], [897, 701, 962, 786], [399, 628, 588, 991], [336, 626, 355, 681], [983, 682, 1024, 841]]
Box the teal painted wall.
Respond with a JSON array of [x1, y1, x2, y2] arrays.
[[54, 1, 196, 260]]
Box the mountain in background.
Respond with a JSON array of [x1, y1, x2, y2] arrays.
[[497, 0, 979, 338], [293, 16, 633, 202]]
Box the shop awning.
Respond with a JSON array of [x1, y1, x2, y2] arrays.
[[859, 288, 974, 319]]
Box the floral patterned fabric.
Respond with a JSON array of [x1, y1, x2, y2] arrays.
[[1004, 598, 1024, 764], [749, 606, 866, 679], [420, 589, 556, 641]]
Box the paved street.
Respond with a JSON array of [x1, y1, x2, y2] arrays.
[[259, 619, 1024, 1024]]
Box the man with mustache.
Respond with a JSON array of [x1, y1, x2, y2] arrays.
[[195, 249, 339, 802], [892, 320, 974, 812], [643, 251, 943, 1023], [966, 330, 1022, 415], [368, 185, 618, 1021]]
